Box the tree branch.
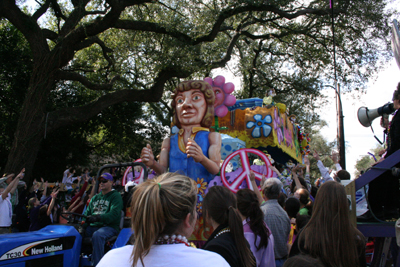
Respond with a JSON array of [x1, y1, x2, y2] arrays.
[[55, 70, 120, 91], [32, 0, 51, 21], [74, 36, 114, 67], [42, 29, 58, 41], [47, 66, 190, 131]]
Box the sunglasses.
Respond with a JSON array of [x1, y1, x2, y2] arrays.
[[99, 179, 109, 184]]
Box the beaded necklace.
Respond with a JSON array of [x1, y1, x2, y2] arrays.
[[155, 234, 190, 247], [214, 227, 230, 239]]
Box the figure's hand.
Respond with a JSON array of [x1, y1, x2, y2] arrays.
[[313, 150, 320, 161], [186, 138, 205, 163], [87, 215, 101, 223], [41, 177, 44, 183], [378, 149, 386, 157], [141, 144, 155, 168]]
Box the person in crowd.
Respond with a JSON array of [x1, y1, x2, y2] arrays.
[[0, 171, 25, 210], [203, 186, 255, 267], [68, 175, 89, 216], [283, 254, 324, 267], [284, 197, 300, 250], [313, 151, 350, 183], [278, 192, 287, 209], [289, 181, 366, 267], [97, 172, 229, 267], [260, 178, 291, 267], [38, 188, 60, 229], [62, 167, 77, 194], [28, 189, 56, 231], [294, 188, 311, 216], [237, 188, 275, 267], [364, 82, 400, 220], [82, 172, 123, 266], [14, 182, 31, 232], [0, 169, 24, 234]]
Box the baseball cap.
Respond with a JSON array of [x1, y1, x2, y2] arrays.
[[99, 172, 113, 182]]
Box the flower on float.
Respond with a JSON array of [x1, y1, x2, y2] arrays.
[[196, 178, 207, 194], [204, 76, 236, 117], [246, 114, 272, 138]]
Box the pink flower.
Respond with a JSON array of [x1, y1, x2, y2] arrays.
[[204, 76, 236, 117]]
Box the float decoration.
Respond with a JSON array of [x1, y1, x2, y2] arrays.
[[212, 105, 303, 164], [205, 75, 237, 132]]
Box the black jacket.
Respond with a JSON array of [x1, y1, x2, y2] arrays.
[[386, 109, 400, 157], [203, 224, 255, 267]]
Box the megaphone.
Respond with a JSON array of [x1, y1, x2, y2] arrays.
[[358, 103, 395, 127]]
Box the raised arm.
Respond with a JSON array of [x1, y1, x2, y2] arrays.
[[47, 188, 59, 216], [249, 170, 264, 205], [313, 150, 333, 182], [291, 166, 303, 191], [1, 170, 23, 200]]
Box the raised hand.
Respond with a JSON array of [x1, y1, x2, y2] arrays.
[[249, 170, 256, 182]]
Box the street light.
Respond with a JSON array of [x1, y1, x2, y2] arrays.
[[324, 83, 346, 170]]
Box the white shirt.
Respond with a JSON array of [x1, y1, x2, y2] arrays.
[[317, 160, 342, 182], [0, 193, 12, 227], [97, 244, 230, 267]]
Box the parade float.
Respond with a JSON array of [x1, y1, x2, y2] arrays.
[[204, 75, 310, 194], [122, 76, 310, 243]]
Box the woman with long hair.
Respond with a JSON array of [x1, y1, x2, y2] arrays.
[[237, 188, 275, 267], [203, 186, 256, 267], [97, 172, 229, 267], [289, 181, 366, 267]]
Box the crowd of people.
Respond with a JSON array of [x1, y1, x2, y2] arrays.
[[1, 82, 399, 267]]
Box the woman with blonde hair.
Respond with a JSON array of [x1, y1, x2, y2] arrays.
[[289, 181, 366, 267], [97, 172, 229, 267]]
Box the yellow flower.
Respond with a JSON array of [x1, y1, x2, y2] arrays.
[[196, 178, 207, 194]]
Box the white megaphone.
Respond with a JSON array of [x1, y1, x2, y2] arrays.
[[358, 103, 395, 127]]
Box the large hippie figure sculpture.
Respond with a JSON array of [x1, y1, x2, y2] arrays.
[[141, 80, 222, 242]]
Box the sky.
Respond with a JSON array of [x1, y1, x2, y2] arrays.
[[319, 59, 399, 177]]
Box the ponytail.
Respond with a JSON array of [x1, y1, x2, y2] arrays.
[[228, 206, 256, 267], [237, 188, 270, 250], [204, 186, 255, 267], [130, 173, 197, 267]]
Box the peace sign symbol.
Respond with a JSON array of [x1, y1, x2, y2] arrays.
[[221, 148, 273, 193], [122, 159, 145, 186]]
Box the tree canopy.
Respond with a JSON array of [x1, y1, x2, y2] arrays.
[[0, 0, 396, 182]]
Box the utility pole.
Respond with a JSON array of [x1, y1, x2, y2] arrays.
[[336, 83, 346, 170]]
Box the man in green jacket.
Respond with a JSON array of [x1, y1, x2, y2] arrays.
[[83, 172, 123, 266]]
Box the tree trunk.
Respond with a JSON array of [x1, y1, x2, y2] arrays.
[[4, 66, 54, 184]]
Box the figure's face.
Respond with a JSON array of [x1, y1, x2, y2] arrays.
[[175, 89, 207, 127]]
